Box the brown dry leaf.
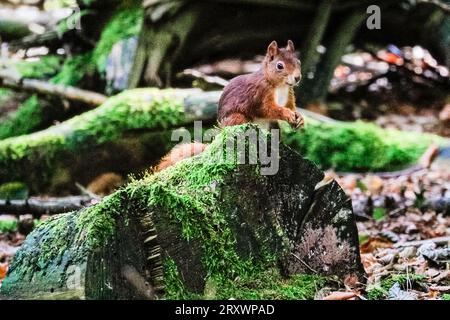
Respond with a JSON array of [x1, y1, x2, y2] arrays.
[[344, 274, 360, 289], [429, 286, 450, 292], [360, 237, 393, 254], [364, 175, 384, 195], [0, 262, 8, 280], [322, 291, 357, 300]]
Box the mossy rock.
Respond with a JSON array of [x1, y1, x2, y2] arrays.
[[1, 125, 363, 299]]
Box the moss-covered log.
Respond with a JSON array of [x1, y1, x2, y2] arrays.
[[0, 125, 363, 299], [0, 88, 220, 191]]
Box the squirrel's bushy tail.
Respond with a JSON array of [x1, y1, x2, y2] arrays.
[[155, 142, 207, 172]]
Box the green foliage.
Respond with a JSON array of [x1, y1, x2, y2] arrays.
[[0, 95, 43, 140], [0, 182, 28, 200], [282, 120, 442, 172], [442, 293, 450, 300], [92, 5, 143, 73], [14, 56, 61, 79], [373, 207, 387, 221], [50, 52, 94, 86], [358, 234, 369, 246], [367, 273, 426, 300], [0, 88, 14, 107], [0, 220, 18, 233]]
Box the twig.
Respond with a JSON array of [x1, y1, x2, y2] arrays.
[[394, 236, 450, 248], [290, 252, 318, 274], [0, 195, 97, 216]]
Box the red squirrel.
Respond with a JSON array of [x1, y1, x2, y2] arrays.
[[156, 40, 304, 171]]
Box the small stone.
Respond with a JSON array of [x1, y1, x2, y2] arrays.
[[399, 246, 417, 259]]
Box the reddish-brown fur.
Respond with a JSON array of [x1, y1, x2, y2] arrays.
[[156, 40, 304, 172], [218, 40, 303, 128], [156, 142, 207, 171]]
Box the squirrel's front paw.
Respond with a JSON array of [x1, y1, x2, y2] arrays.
[[286, 110, 304, 129], [293, 111, 304, 129]]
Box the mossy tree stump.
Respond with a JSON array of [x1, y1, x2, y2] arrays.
[[1, 125, 363, 299]]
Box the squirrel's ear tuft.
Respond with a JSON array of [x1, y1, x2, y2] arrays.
[[267, 41, 279, 58], [286, 40, 295, 52]]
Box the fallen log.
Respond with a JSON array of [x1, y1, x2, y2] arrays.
[[0, 124, 364, 299], [0, 195, 96, 217], [0, 88, 220, 191], [0, 70, 108, 106]]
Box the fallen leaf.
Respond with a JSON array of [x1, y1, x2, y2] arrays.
[[360, 237, 393, 254], [0, 263, 8, 280]]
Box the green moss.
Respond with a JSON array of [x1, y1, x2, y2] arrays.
[[125, 125, 327, 299], [373, 207, 387, 221], [50, 52, 95, 86], [0, 88, 186, 187], [282, 120, 443, 172], [0, 95, 43, 140], [206, 269, 326, 300], [0, 220, 18, 233], [0, 182, 28, 200], [163, 257, 199, 299], [367, 273, 426, 300], [92, 4, 143, 73], [74, 191, 124, 248], [14, 56, 61, 79]]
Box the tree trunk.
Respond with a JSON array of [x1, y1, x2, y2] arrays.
[[301, 9, 367, 103], [299, 0, 334, 81], [1, 125, 363, 299]]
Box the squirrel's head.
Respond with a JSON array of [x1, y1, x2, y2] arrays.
[[263, 40, 301, 87]]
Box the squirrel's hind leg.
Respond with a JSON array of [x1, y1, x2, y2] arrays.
[[219, 113, 250, 127]]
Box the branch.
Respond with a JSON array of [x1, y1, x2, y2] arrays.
[[0, 70, 108, 106], [0, 195, 97, 217], [394, 236, 450, 248]]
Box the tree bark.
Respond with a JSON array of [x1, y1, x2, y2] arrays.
[[0, 125, 363, 299]]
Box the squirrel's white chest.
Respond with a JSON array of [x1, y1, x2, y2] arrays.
[[274, 86, 289, 107]]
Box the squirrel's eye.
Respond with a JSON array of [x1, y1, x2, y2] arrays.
[[276, 62, 284, 70]]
